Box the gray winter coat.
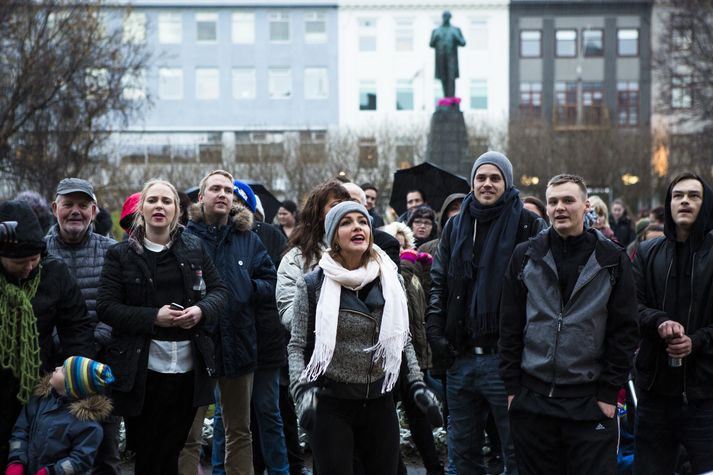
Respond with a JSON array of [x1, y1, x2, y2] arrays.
[[45, 226, 117, 346], [276, 246, 319, 332]]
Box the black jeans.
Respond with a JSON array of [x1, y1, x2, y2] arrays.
[[311, 394, 399, 475], [634, 390, 713, 475], [124, 370, 197, 475]]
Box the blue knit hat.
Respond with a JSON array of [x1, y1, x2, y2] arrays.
[[324, 201, 371, 248], [470, 151, 513, 190], [233, 180, 257, 213], [63, 356, 114, 399]]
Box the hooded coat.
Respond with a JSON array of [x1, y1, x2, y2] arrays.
[[8, 376, 112, 475], [186, 205, 277, 378], [633, 176, 713, 400]]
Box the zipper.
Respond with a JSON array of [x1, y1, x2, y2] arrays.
[[549, 309, 564, 397], [346, 308, 379, 400], [682, 254, 695, 404]]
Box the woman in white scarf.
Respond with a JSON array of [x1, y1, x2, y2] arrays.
[[288, 202, 441, 475]]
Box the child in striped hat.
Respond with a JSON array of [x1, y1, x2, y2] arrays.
[[5, 357, 114, 475]]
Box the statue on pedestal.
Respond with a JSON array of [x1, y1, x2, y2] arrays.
[[430, 11, 466, 99]]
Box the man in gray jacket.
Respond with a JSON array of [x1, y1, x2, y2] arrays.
[[499, 174, 639, 474], [45, 177, 119, 475]]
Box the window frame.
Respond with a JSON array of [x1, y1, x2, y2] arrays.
[[617, 28, 639, 57], [232, 12, 255, 44], [555, 29, 577, 58], [158, 12, 182, 44], [520, 29, 542, 58], [268, 11, 291, 43], [268, 67, 292, 99], [158, 67, 184, 100], [617, 81, 640, 126], [518, 82, 543, 118], [395, 79, 414, 111], [582, 28, 604, 57], [232, 68, 256, 100], [195, 68, 220, 100], [469, 79, 488, 110], [195, 12, 218, 43], [359, 79, 377, 111], [304, 67, 329, 100], [304, 11, 327, 44]]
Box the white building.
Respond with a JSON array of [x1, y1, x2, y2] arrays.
[[337, 0, 510, 132]]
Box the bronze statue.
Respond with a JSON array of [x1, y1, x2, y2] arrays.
[[430, 11, 466, 98]]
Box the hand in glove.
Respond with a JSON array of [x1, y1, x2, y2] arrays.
[[410, 381, 444, 427], [296, 387, 319, 432], [431, 337, 457, 366]]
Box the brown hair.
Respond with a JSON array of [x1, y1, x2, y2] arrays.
[[328, 214, 379, 269], [199, 169, 234, 196], [286, 180, 351, 271], [546, 174, 587, 199]]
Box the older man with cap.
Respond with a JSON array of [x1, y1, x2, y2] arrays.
[[0, 199, 95, 468], [45, 178, 121, 474], [427, 152, 545, 475]]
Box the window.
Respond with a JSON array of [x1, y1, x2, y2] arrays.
[[396, 80, 413, 110], [232, 13, 255, 43], [358, 138, 378, 168], [199, 144, 222, 164], [617, 29, 639, 56], [520, 30, 541, 57], [235, 132, 284, 163], [470, 80, 488, 110], [359, 80, 377, 110], [123, 12, 146, 44], [304, 12, 326, 43], [671, 74, 693, 109], [469, 19, 488, 51], [617, 81, 639, 126], [555, 81, 577, 126], [582, 82, 604, 125], [358, 18, 377, 52], [395, 18, 414, 51], [122, 70, 146, 100], [519, 82, 542, 117], [269, 12, 290, 42], [556, 30, 577, 57], [396, 144, 415, 169], [268, 68, 291, 99], [232, 68, 255, 99], [304, 68, 328, 99], [671, 15, 693, 52], [158, 13, 182, 44], [299, 131, 327, 163], [582, 29, 603, 57], [159, 68, 183, 100], [196, 68, 219, 100], [196, 12, 218, 42], [433, 80, 443, 106]]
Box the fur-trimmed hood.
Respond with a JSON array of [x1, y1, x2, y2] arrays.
[[188, 202, 254, 233], [34, 375, 113, 423]]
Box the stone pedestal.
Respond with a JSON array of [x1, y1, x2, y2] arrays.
[[426, 104, 470, 178]]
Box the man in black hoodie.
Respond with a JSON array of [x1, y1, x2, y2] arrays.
[[632, 172, 713, 475]]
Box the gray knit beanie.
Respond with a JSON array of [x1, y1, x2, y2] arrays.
[[324, 201, 371, 248], [470, 151, 513, 190]]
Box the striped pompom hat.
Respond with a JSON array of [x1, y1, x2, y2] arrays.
[[62, 356, 115, 399]]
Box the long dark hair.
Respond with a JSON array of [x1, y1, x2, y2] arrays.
[[286, 180, 351, 271]]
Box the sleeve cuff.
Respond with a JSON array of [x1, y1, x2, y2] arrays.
[[596, 383, 619, 405]]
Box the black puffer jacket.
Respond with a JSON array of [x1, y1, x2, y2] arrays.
[[45, 226, 117, 348], [186, 206, 276, 378], [96, 227, 227, 416]]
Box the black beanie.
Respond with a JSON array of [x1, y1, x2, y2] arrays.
[[0, 200, 47, 258]]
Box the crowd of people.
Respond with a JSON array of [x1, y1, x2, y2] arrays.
[[0, 152, 711, 475]]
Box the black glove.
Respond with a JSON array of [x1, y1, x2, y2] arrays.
[[431, 337, 457, 365], [410, 381, 444, 427], [296, 387, 319, 432]]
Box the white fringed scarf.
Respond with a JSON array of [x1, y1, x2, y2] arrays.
[[301, 251, 410, 393]]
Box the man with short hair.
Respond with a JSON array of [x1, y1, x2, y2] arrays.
[[428, 151, 544, 475], [185, 170, 276, 475], [632, 172, 713, 475], [397, 189, 428, 223], [45, 178, 120, 475], [499, 174, 639, 475], [360, 182, 384, 228]]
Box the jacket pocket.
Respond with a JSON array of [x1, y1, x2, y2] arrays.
[[192, 330, 217, 378], [103, 338, 140, 392]]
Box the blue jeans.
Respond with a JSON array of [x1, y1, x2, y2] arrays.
[[212, 386, 226, 475], [447, 353, 518, 475], [634, 390, 713, 475], [252, 368, 290, 475]]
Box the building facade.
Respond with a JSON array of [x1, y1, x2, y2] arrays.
[[509, 0, 653, 129]]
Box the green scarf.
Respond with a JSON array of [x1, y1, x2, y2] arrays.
[[0, 266, 42, 403]]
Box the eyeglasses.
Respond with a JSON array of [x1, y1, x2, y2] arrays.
[[412, 219, 432, 227]]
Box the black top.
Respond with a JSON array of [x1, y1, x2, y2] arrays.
[[549, 227, 597, 305]]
